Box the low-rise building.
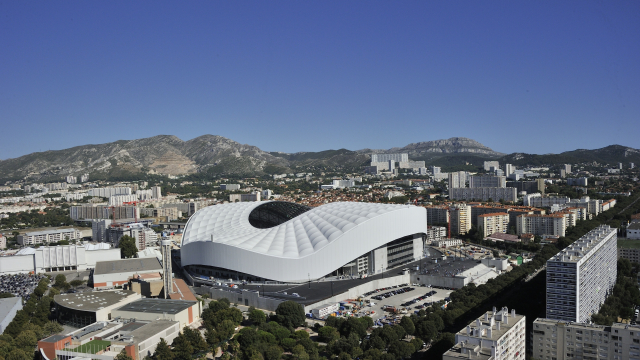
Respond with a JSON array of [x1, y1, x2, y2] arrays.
[[627, 221, 640, 239], [17, 228, 81, 246], [111, 298, 201, 329], [443, 307, 526, 360], [54, 290, 142, 328], [92, 258, 163, 289]]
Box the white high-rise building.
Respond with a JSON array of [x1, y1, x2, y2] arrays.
[[448, 171, 468, 188], [563, 164, 572, 174], [431, 166, 441, 174], [80, 173, 89, 183], [370, 153, 408, 163], [546, 225, 617, 323], [151, 186, 162, 199], [483, 161, 500, 172], [443, 307, 526, 360], [66, 176, 77, 184], [505, 164, 515, 175]]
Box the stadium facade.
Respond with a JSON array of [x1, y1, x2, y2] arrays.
[[180, 201, 428, 283]]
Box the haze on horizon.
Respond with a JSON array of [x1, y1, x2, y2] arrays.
[[1, 1, 639, 160]]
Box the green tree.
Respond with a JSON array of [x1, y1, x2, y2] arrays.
[[43, 321, 63, 337], [263, 345, 283, 360], [115, 349, 134, 360], [248, 308, 266, 325], [14, 330, 37, 354], [118, 235, 138, 258], [318, 326, 340, 343], [274, 301, 305, 328], [70, 280, 84, 287], [172, 334, 194, 360], [5, 349, 31, 360], [399, 317, 415, 337], [154, 338, 174, 360], [183, 327, 207, 352]]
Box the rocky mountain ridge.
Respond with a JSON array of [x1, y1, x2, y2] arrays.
[[0, 135, 637, 182]]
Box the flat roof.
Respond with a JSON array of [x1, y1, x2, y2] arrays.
[[41, 334, 69, 343], [114, 298, 196, 315], [128, 320, 179, 343], [618, 239, 640, 249], [0, 297, 22, 321], [24, 228, 77, 236], [54, 290, 138, 312], [94, 258, 162, 275]]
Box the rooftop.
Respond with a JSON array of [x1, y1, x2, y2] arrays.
[[114, 298, 196, 315], [54, 290, 139, 312], [0, 297, 22, 320], [549, 225, 616, 263], [126, 320, 179, 343], [24, 228, 77, 236], [457, 307, 525, 341], [94, 258, 162, 275]]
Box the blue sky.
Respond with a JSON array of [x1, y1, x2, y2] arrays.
[[1, 1, 639, 159]]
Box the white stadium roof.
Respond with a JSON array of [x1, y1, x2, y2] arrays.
[[180, 201, 427, 282]]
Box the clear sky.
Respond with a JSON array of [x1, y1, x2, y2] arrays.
[[1, 1, 639, 160]]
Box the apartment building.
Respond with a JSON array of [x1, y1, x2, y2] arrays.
[[506, 180, 544, 194], [371, 153, 408, 163], [399, 161, 426, 169], [220, 184, 241, 191], [546, 225, 617, 323], [448, 172, 469, 189], [450, 204, 472, 236], [426, 205, 449, 225], [471, 205, 511, 227], [229, 192, 261, 202], [18, 228, 81, 246], [567, 178, 588, 186], [478, 213, 510, 238], [484, 161, 500, 172], [443, 307, 526, 360], [151, 186, 162, 199], [516, 214, 567, 237], [470, 175, 507, 188], [449, 187, 517, 202], [70, 205, 139, 221], [618, 247, 640, 263], [533, 318, 640, 360], [426, 226, 447, 244]]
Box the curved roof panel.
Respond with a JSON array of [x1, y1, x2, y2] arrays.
[[180, 201, 427, 282]]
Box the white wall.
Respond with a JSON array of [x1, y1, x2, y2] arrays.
[[0, 255, 35, 275], [85, 249, 121, 268]]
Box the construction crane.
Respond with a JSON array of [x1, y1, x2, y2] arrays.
[[122, 201, 140, 223]]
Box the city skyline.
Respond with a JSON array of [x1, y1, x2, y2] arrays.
[[1, 1, 639, 159]]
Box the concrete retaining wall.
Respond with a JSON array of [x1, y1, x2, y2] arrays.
[[197, 286, 285, 312], [409, 273, 467, 289], [303, 274, 410, 313]]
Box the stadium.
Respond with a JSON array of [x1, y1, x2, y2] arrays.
[[180, 201, 428, 283]]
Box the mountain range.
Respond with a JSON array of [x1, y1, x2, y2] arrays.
[[0, 135, 638, 182]]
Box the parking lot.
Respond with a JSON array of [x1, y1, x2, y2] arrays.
[[354, 284, 453, 322]]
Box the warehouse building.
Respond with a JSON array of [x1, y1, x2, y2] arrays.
[[92, 258, 163, 289], [180, 201, 427, 283], [0, 245, 121, 275], [111, 298, 201, 329], [0, 297, 22, 334]]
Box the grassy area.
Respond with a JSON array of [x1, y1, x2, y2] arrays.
[[618, 238, 640, 249], [65, 340, 111, 354]]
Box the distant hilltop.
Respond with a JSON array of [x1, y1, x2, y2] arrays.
[[0, 134, 637, 182]]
